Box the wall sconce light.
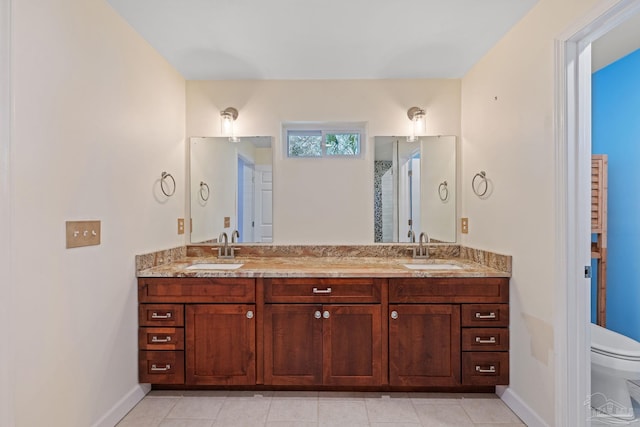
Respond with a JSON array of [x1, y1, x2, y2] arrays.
[[220, 107, 239, 143], [406, 106, 426, 142]]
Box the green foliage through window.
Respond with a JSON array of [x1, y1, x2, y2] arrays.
[[287, 130, 361, 158]]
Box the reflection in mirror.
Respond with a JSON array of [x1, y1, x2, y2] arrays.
[[374, 136, 456, 243], [190, 136, 273, 244]]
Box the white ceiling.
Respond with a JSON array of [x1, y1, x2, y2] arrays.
[[592, 12, 640, 72], [106, 0, 539, 80]]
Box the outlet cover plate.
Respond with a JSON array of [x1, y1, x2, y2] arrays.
[[461, 218, 469, 234]]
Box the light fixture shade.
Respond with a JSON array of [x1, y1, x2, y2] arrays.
[[407, 106, 426, 142], [220, 107, 238, 138]]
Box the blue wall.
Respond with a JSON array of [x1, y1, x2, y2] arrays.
[[592, 48, 640, 342]]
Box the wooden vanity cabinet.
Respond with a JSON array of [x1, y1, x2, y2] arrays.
[[389, 278, 509, 387], [138, 274, 509, 390], [263, 278, 384, 386], [138, 277, 256, 386], [388, 304, 460, 386]]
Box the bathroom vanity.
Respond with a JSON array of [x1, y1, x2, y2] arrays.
[[136, 245, 510, 392]]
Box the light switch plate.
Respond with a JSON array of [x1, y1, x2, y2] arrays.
[[178, 218, 185, 235], [461, 218, 469, 234], [224, 216, 230, 228], [66, 220, 101, 248]]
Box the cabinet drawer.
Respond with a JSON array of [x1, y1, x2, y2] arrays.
[[139, 278, 255, 303], [462, 352, 509, 385], [139, 350, 185, 384], [390, 278, 509, 303], [265, 278, 381, 303], [139, 304, 184, 327], [462, 328, 509, 351], [139, 327, 184, 350], [461, 304, 509, 327]]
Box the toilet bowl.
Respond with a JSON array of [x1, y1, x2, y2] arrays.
[[591, 323, 640, 421]]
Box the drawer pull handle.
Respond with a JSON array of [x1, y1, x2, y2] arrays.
[[150, 364, 171, 372], [475, 312, 496, 319], [313, 287, 332, 294], [151, 312, 172, 319], [151, 336, 172, 343], [246, 310, 254, 319], [475, 365, 496, 374], [475, 336, 496, 344], [314, 310, 322, 319], [391, 311, 399, 320]]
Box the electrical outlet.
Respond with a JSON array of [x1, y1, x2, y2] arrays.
[[178, 218, 185, 235], [66, 220, 101, 248], [461, 217, 469, 234], [224, 216, 230, 228]]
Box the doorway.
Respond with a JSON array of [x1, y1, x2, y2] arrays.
[[556, 1, 640, 425], [237, 156, 255, 243]]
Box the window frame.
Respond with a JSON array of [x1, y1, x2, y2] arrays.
[[283, 122, 366, 159]]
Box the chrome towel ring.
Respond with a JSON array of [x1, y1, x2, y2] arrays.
[[200, 181, 210, 201], [472, 171, 488, 197], [160, 172, 176, 197], [438, 181, 449, 201]]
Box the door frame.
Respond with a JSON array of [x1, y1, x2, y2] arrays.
[[0, 0, 12, 424], [554, 1, 640, 425]]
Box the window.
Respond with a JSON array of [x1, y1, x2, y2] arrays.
[[286, 126, 362, 158]]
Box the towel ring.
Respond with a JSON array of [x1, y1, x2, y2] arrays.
[[160, 172, 176, 197], [472, 171, 488, 197], [200, 181, 210, 201], [438, 181, 449, 201]]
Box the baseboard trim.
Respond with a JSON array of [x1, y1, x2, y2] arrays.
[[91, 383, 151, 427], [497, 386, 550, 427]]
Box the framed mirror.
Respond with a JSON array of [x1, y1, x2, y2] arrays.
[[189, 136, 273, 244], [374, 135, 456, 243]]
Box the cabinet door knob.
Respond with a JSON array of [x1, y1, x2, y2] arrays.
[[391, 311, 399, 320], [475, 336, 496, 344], [475, 365, 496, 373], [314, 310, 322, 319], [246, 310, 254, 319], [475, 312, 496, 319], [323, 310, 330, 319]]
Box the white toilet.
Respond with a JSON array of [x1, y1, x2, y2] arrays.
[[591, 323, 640, 421]]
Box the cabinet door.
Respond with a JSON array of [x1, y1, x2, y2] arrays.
[[323, 305, 382, 386], [185, 304, 256, 385], [389, 304, 460, 386], [264, 304, 323, 385]]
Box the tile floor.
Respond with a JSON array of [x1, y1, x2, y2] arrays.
[[116, 391, 527, 427]]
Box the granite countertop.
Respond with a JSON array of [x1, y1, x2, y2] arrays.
[[136, 255, 510, 279]]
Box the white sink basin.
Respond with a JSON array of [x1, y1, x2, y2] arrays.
[[402, 263, 463, 270], [184, 263, 244, 270]]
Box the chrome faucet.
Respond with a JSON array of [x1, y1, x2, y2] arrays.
[[218, 231, 232, 258], [413, 232, 429, 258], [217, 231, 239, 259], [407, 230, 416, 243]]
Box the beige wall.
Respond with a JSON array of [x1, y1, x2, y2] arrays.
[[461, 0, 598, 424], [187, 80, 461, 244], [11, 0, 185, 425]]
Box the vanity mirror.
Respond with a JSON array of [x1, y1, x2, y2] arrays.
[[374, 135, 456, 243], [189, 136, 273, 244]]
